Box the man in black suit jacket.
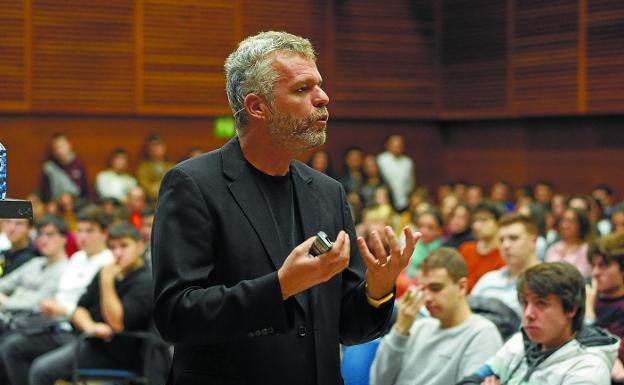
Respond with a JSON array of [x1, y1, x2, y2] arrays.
[[152, 31, 418, 385]]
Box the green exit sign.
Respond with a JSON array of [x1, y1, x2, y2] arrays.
[[214, 116, 236, 138]]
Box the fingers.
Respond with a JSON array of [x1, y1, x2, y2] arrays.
[[400, 227, 419, 262], [370, 231, 388, 265], [384, 226, 401, 263], [357, 235, 379, 270]]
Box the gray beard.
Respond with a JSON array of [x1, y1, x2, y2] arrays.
[[267, 108, 327, 154]]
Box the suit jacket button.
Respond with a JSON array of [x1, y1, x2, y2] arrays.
[[298, 325, 307, 337]]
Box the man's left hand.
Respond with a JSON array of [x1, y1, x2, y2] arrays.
[[357, 226, 420, 299]]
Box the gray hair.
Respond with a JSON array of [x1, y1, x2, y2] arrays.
[[224, 31, 317, 132]]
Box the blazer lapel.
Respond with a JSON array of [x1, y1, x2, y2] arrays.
[[222, 138, 285, 270], [291, 163, 322, 318]]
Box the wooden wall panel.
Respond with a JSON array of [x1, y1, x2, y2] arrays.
[[242, 0, 326, 59], [333, 0, 436, 119], [513, 0, 579, 115], [586, 0, 624, 112], [0, 0, 28, 110], [443, 116, 624, 198], [30, 0, 135, 112], [140, 0, 236, 115], [440, 0, 508, 117]]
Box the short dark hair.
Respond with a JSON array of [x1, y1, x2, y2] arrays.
[[588, 233, 624, 272], [77, 206, 113, 231], [108, 223, 142, 242], [37, 215, 68, 236], [593, 184, 613, 196], [472, 200, 506, 221], [421, 247, 468, 282], [518, 262, 585, 332], [498, 213, 537, 236]]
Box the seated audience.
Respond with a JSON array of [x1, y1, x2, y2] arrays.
[[376, 134, 414, 212], [339, 146, 365, 195], [0, 216, 68, 317], [306, 149, 335, 178], [472, 214, 539, 317], [545, 207, 592, 279], [40, 133, 90, 204], [586, 234, 624, 383], [0, 218, 38, 276], [396, 209, 444, 298], [360, 153, 385, 209], [489, 180, 513, 212], [136, 134, 174, 203], [443, 203, 476, 249], [370, 248, 502, 385], [95, 148, 138, 202], [459, 201, 506, 292], [458, 262, 619, 385], [0, 207, 113, 385], [28, 223, 152, 385], [611, 205, 624, 236], [465, 184, 484, 209], [126, 186, 147, 230]]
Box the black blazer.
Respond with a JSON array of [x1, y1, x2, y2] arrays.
[[152, 137, 392, 385]]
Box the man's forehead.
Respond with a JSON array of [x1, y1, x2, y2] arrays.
[[272, 52, 321, 81], [421, 267, 451, 283], [500, 223, 526, 236]]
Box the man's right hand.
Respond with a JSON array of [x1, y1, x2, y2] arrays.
[[278, 231, 350, 300], [394, 287, 424, 336]]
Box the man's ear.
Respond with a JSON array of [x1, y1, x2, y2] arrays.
[[566, 304, 579, 321], [457, 276, 469, 296], [244, 93, 268, 120]]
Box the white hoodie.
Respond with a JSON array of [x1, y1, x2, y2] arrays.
[[483, 326, 619, 385]]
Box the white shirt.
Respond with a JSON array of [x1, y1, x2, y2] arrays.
[[55, 248, 113, 316], [376, 152, 414, 210], [95, 170, 138, 201], [471, 267, 521, 317]]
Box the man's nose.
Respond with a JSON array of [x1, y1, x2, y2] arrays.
[[313, 86, 329, 107]]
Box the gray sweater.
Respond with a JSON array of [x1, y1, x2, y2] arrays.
[[370, 314, 503, 385], [0, 256, 67, 313]]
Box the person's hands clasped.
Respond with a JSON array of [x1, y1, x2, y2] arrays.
[[358, 226, 421, 299], [278, 231, 350, 300]]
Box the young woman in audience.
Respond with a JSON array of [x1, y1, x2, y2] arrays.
[[545, 207, 592, 279]]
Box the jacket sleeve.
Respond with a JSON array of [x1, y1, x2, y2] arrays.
[[151, 168, 291, 346]]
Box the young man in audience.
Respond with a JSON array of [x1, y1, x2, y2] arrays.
[[28, 223, 152, 385], [0, 218, 38, 276], [370, 248, 502, 385], [0, 216, 68, 319], [471, 214, 540, 317], [586, 233, 624, 383], [459, 201, 506, 292], [95, 147, 138, 202], [0, 207, 113, 385], [458, 262, 619, 385]]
